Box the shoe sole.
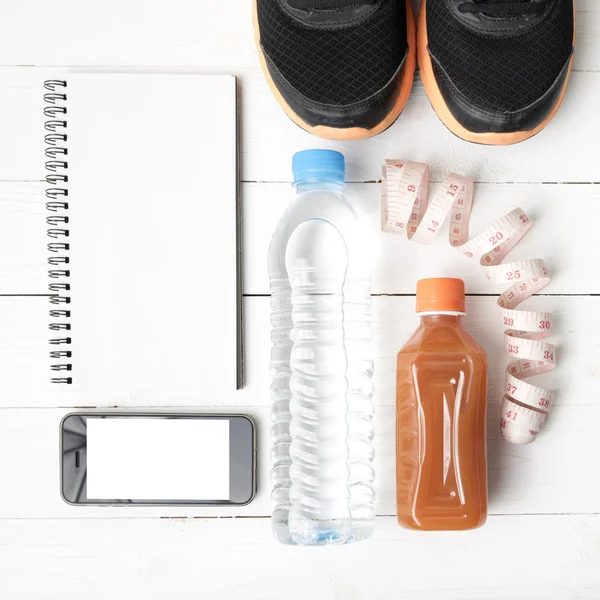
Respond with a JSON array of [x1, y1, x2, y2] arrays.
[[418, 0, 576, 146], [253, 0, 417, 141]]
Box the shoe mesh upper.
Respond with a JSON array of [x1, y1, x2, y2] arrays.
[[288, 0, 378, 8], [257, 0, 408, 106], [426, 0, 574, 113]]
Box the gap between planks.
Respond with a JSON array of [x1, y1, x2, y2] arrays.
[[3, 293, 599, 298], [0, 512, 597, 521], [244, 293, 600, 298], [243, 180, 600, 185], [1, 179, 600, 184]]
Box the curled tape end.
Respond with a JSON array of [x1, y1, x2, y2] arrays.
[[500, 396, 546, 445], [500, 426, 538, 445]]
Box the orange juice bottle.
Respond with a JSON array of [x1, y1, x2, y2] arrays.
[[396, 278, 487, 531]]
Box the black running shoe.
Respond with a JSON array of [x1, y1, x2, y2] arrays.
[[418, 0, 575, 145], [254, 0, 416, 140]]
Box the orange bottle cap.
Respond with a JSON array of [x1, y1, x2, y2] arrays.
[[416, 278, 466, 314]]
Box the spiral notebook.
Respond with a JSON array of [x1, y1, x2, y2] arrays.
[[43, 73, 241, 396]]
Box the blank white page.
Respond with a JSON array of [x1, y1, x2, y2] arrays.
[[66, 73, 240, 395]]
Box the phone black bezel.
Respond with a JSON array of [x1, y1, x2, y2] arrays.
[[60, 412, 256, 506]]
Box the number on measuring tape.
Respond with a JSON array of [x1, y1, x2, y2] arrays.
[[428, 220, 440, 233]]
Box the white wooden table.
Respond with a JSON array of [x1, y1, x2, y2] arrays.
[[1, 1, 599, 597]]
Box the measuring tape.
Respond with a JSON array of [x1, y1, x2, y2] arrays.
[[381, 160, 556, 445]]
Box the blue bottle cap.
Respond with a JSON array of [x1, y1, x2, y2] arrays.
[[292, 149, 345, 186]]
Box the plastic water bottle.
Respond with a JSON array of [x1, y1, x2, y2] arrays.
[[269, 150, 375, 546]]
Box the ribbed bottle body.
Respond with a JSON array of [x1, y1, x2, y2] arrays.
[[269, 185, 375, 546]]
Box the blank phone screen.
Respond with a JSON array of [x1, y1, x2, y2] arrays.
[[86, 418, 230, 500]]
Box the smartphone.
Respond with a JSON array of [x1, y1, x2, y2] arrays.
[[60, 413, 256, 506]]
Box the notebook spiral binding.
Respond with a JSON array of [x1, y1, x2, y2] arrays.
[[44, 80, 72, 384]]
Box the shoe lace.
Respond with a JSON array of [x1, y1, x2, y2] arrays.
[[458, 0, 548, 16]]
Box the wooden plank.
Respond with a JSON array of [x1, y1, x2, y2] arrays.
[[0, 0, 596, 71], [0, 295, 595, 409], [0, 515, 599, 599], [0, 403, 599, 518], [0, 68, 598, 183], [0, 0, 257, 69], [244, 181, 600, 296], [0, 296, 598, 518], [3, 180, 600, 295]]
